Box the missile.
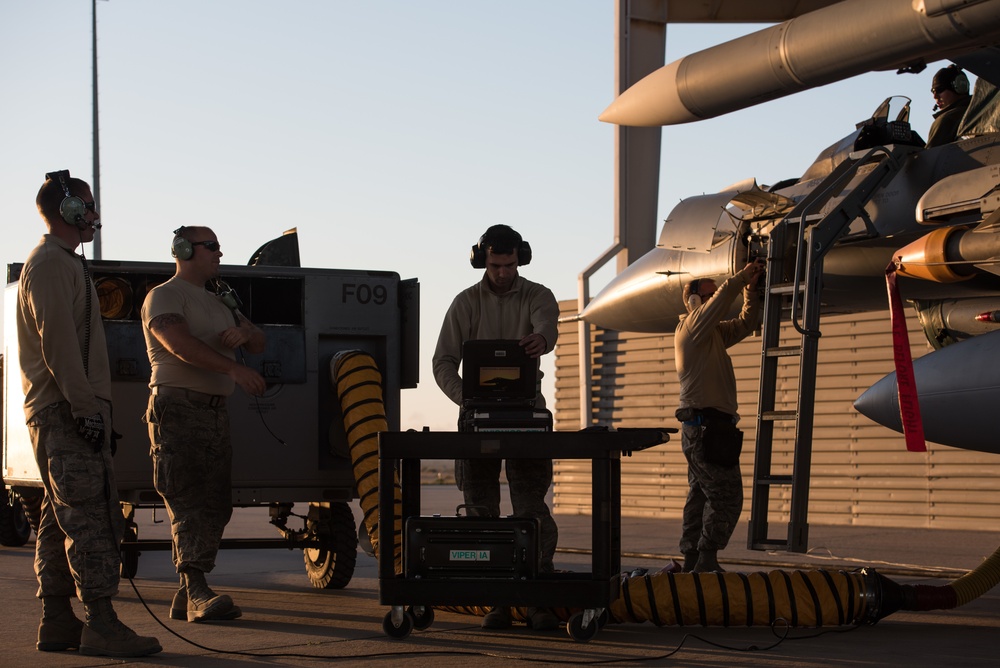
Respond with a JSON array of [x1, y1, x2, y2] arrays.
[[599, 0, 1000, 127], [853, 329, 1000, 455]]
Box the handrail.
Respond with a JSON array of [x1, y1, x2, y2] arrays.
[[569, 241, 625, 429]]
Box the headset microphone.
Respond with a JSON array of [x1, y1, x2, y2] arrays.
[[213, 279, 243, 325]]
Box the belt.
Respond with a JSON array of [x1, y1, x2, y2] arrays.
[[697, 407, 737, 424], [676, 406, 737, 425], [152, 386, 226, 407]]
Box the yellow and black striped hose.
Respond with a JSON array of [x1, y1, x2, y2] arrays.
[[331, 350, 403, 574]]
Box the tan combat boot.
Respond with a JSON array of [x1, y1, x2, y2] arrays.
[[79, 597, 162, 657], [182, 567, 241, 622], [37, 595, 84, 652]]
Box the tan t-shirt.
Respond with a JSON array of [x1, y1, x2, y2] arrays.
[[141, 276, 237, 396]]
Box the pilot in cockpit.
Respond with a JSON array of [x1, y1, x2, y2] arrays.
[[926, 64, 972, 148]]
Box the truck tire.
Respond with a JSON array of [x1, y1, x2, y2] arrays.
[[303, 501, 358, 589], [0, 488, 32, 547]]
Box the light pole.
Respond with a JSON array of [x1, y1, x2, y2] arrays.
[[91, 0, 104, 259]]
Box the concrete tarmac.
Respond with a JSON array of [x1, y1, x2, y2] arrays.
[[2, 485, 999, 666]]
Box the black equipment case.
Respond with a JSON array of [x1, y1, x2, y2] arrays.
[[404, 515, 540, 580]]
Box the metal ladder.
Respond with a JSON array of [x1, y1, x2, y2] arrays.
[[747, 144, 917, 552]]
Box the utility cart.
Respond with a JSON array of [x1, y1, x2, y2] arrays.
[[377, 427, 674, 642]]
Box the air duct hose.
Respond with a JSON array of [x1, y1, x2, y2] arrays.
[[612, 544, 1000, 628], [612, 569, 876, 626], [331, 350, 403, 574]]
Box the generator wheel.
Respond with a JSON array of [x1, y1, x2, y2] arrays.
[[0, 488, 31, 547], [12, 486, 42, 537], [382, 609, 413, 639], [303, 501, 358, 589]]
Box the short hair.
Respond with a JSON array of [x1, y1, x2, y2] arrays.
[[36, 174, 90, 224], [172, 225, 213, 243], [479, 224, 522, 256]]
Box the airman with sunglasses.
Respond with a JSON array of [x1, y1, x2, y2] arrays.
[[140, 226, 266, 623]]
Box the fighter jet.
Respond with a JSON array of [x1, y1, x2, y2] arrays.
[[580, 0, 1000, 454]]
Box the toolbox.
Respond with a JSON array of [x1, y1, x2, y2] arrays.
[[404, 515, 540, 579]]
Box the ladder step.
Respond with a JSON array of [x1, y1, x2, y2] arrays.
[[765, 346, 801, 358], [748, 539, 790, 551], [755, 475, 794, 486], [769, 283, 804, 295], [762, 410, 797, 421]]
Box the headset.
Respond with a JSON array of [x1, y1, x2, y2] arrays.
[[45, 170, 90, 229], [171, 226, 194, 260], [685, 278, 704, 312], [470, 224, 532, 268], [933, 64, 970, 97]]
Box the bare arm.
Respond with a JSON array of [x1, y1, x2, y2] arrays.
[[219, 312, 266, 354], [149, 312, 266, 396]]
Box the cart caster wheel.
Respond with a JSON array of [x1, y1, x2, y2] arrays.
[[408, 605, 434, 630], [567, 612, 600, 642], [595, 608, 610, 629], [382, 610, 414, 639]]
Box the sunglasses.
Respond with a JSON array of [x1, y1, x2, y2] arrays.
[[191, 240, 221, 252], [83, 201, 97, 211]]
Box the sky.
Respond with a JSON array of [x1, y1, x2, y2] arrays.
[[1, 1, 953, 431]]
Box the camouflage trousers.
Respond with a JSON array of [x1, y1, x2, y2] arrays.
[[28, 399, 123, 602], [145, 394, 233, 574], [457, 458, 559, 572], [679, 422, 744, 554]]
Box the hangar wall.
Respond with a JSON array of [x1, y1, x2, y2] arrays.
[[552, 300, 1000, 530]]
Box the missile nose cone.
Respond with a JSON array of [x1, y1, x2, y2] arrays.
[[599, 61, 700, 127], [854, 330, 1000, 455], [853, 376, 901, 432]]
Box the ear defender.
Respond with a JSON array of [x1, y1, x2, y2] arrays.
[[469, 231, 532, 268], [171, 226, 194, 260], [470, 242, 486, 269], [684, 278, 703, 313], [46, 170, 88, 228]]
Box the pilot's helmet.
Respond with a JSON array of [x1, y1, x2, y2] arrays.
[[932, 64, 970, 96]]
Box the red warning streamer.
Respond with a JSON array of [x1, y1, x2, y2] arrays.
[[885, 260, 926, 452]]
